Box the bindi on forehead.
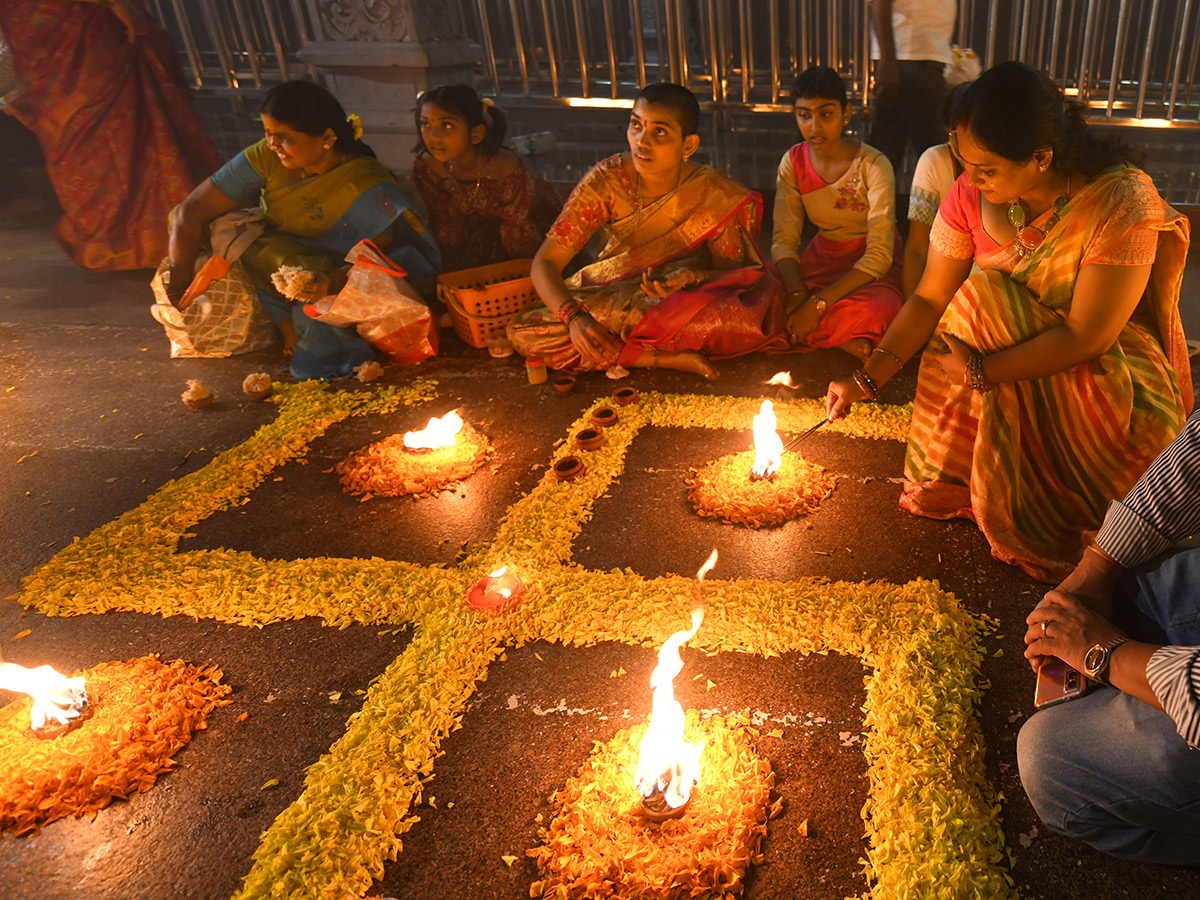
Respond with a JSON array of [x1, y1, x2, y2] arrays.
[[632, 102, 683, 134]]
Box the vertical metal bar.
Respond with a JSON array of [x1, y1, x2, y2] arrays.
[[675, 0, 689, 87], [571, 0, 590, 98], [257, 0, 289, 83], [1017, 0, 1032, 60], [539, 0, 560, 98], [738, 0, 750, 103], [707, 0, 721, 101], [229, 0, 263, 88], [1135, 0, 1162, 118], [1077, 0, 1098, 104], [1105, 0, 1129, 115], [799, 0, 808, 71], [659, 0, 675, 82], [984, 0, 1000, 69], [602, 0, 618, 97], [654, 0, 668, 82], [508, 0, 530, 95], [521, 0, 542, 79], [1048, 0, 1064, 84], [198, 1, 236, 89], [476, 1, 501, 95], [1167, 0, 1194, 119], [286, 0, 318, 80], [631, 0, 646, 89], [831, 0, 840, 68], [770, 0, 780, 103], [860, 0, 871, 107], [169, 0, 204, 86]]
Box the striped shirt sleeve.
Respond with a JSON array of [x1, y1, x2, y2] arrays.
[[1094, 409, 1200, 567], [1146, 647, 1200, 750]]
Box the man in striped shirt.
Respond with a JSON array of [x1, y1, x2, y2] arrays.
[[1019, 408, 1200, 864]]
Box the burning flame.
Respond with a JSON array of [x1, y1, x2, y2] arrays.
[[490, 566, 512, 599], [751, 399, 783, 479], [403, 409, 463, 450], [635, 549, 718, 810], [765, 371, 799, 389], [0, 659, 87, 731]]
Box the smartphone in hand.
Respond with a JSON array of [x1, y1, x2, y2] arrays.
[[1034, 657, 1092, 709]]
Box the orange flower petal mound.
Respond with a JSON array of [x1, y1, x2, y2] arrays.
[[336, 423, 492, 498], [0, 656, 232, 836], [687, 450, 836, 528], [528, 711, 774, 900]]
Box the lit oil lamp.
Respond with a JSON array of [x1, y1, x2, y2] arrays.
[[636, 548, 718, 822], [403, 409, 463, 450], [765, 371, 800, 390], [0, 653, 87, 731], [466, 566, 526, 610], [750, 400, 783, 481]]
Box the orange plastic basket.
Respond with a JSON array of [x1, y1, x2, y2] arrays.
[[437, 259, 539, 349]]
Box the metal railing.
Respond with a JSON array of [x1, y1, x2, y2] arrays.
[[148, 0, 315, 92], [468, 0, 1200, 126]]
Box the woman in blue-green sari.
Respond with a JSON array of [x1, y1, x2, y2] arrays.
[[167, 80, 440, 378]]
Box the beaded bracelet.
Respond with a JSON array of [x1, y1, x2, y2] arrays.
[[966, 352, 992, 394], [851, 367, 880, 402]]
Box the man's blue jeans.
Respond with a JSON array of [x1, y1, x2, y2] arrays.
[[1017, 546, 1200, 865]]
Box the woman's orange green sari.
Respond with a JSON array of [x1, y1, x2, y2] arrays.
[[909, 168, 1191, 581]]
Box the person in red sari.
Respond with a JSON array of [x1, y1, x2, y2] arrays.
[[507, 83, 788, 379], [0, 0, 221, 270]]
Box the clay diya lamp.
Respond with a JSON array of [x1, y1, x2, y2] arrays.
[[553, 455, 586, 481], [612, 386, 639, 406], [552, 374, 577, 393], [574, 427, 604, 451], [590, 406, 618, 428], [465, 566, 526, 610]]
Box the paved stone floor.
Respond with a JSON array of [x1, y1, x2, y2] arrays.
[[0, 200, 1197, 899]]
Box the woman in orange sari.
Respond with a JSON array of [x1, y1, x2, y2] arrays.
[[827, 62, 1191, 582], [0, 0, 221, 271], [507, 83, 788, 378]]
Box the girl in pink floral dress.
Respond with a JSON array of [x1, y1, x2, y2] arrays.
[[771, 66, 904, 360]]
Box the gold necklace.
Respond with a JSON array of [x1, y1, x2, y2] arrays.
[[634, 164, 684, 230], [447, 155, 487, 205], [1007, 175, 1070, 256]]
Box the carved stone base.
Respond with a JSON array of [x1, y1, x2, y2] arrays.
[[299, 1, 477, 174]]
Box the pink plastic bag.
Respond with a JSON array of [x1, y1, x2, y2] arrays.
[[303, 240, 438, 365]]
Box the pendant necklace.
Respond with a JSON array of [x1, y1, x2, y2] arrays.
[[447, 154, 486, 206], [1008, 175, 1070, 256]]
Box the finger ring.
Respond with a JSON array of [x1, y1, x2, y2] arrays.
[[1040, 620, 1048, 636]]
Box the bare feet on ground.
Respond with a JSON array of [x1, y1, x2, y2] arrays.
[[278, 320, 298, 357], [657, 349, 719, 380]]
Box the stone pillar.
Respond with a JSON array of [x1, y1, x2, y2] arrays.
[[298, 1, 477, 175]]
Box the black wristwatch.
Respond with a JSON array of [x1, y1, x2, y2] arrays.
[[1082, 637, 1128, 685]]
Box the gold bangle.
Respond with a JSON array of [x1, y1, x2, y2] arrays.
[[871, 346, 903, 368]]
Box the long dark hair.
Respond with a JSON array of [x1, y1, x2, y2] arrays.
[[953, 61, 1143, 177], [259, 81, 375, 158], [414, 84, 507, 156]]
